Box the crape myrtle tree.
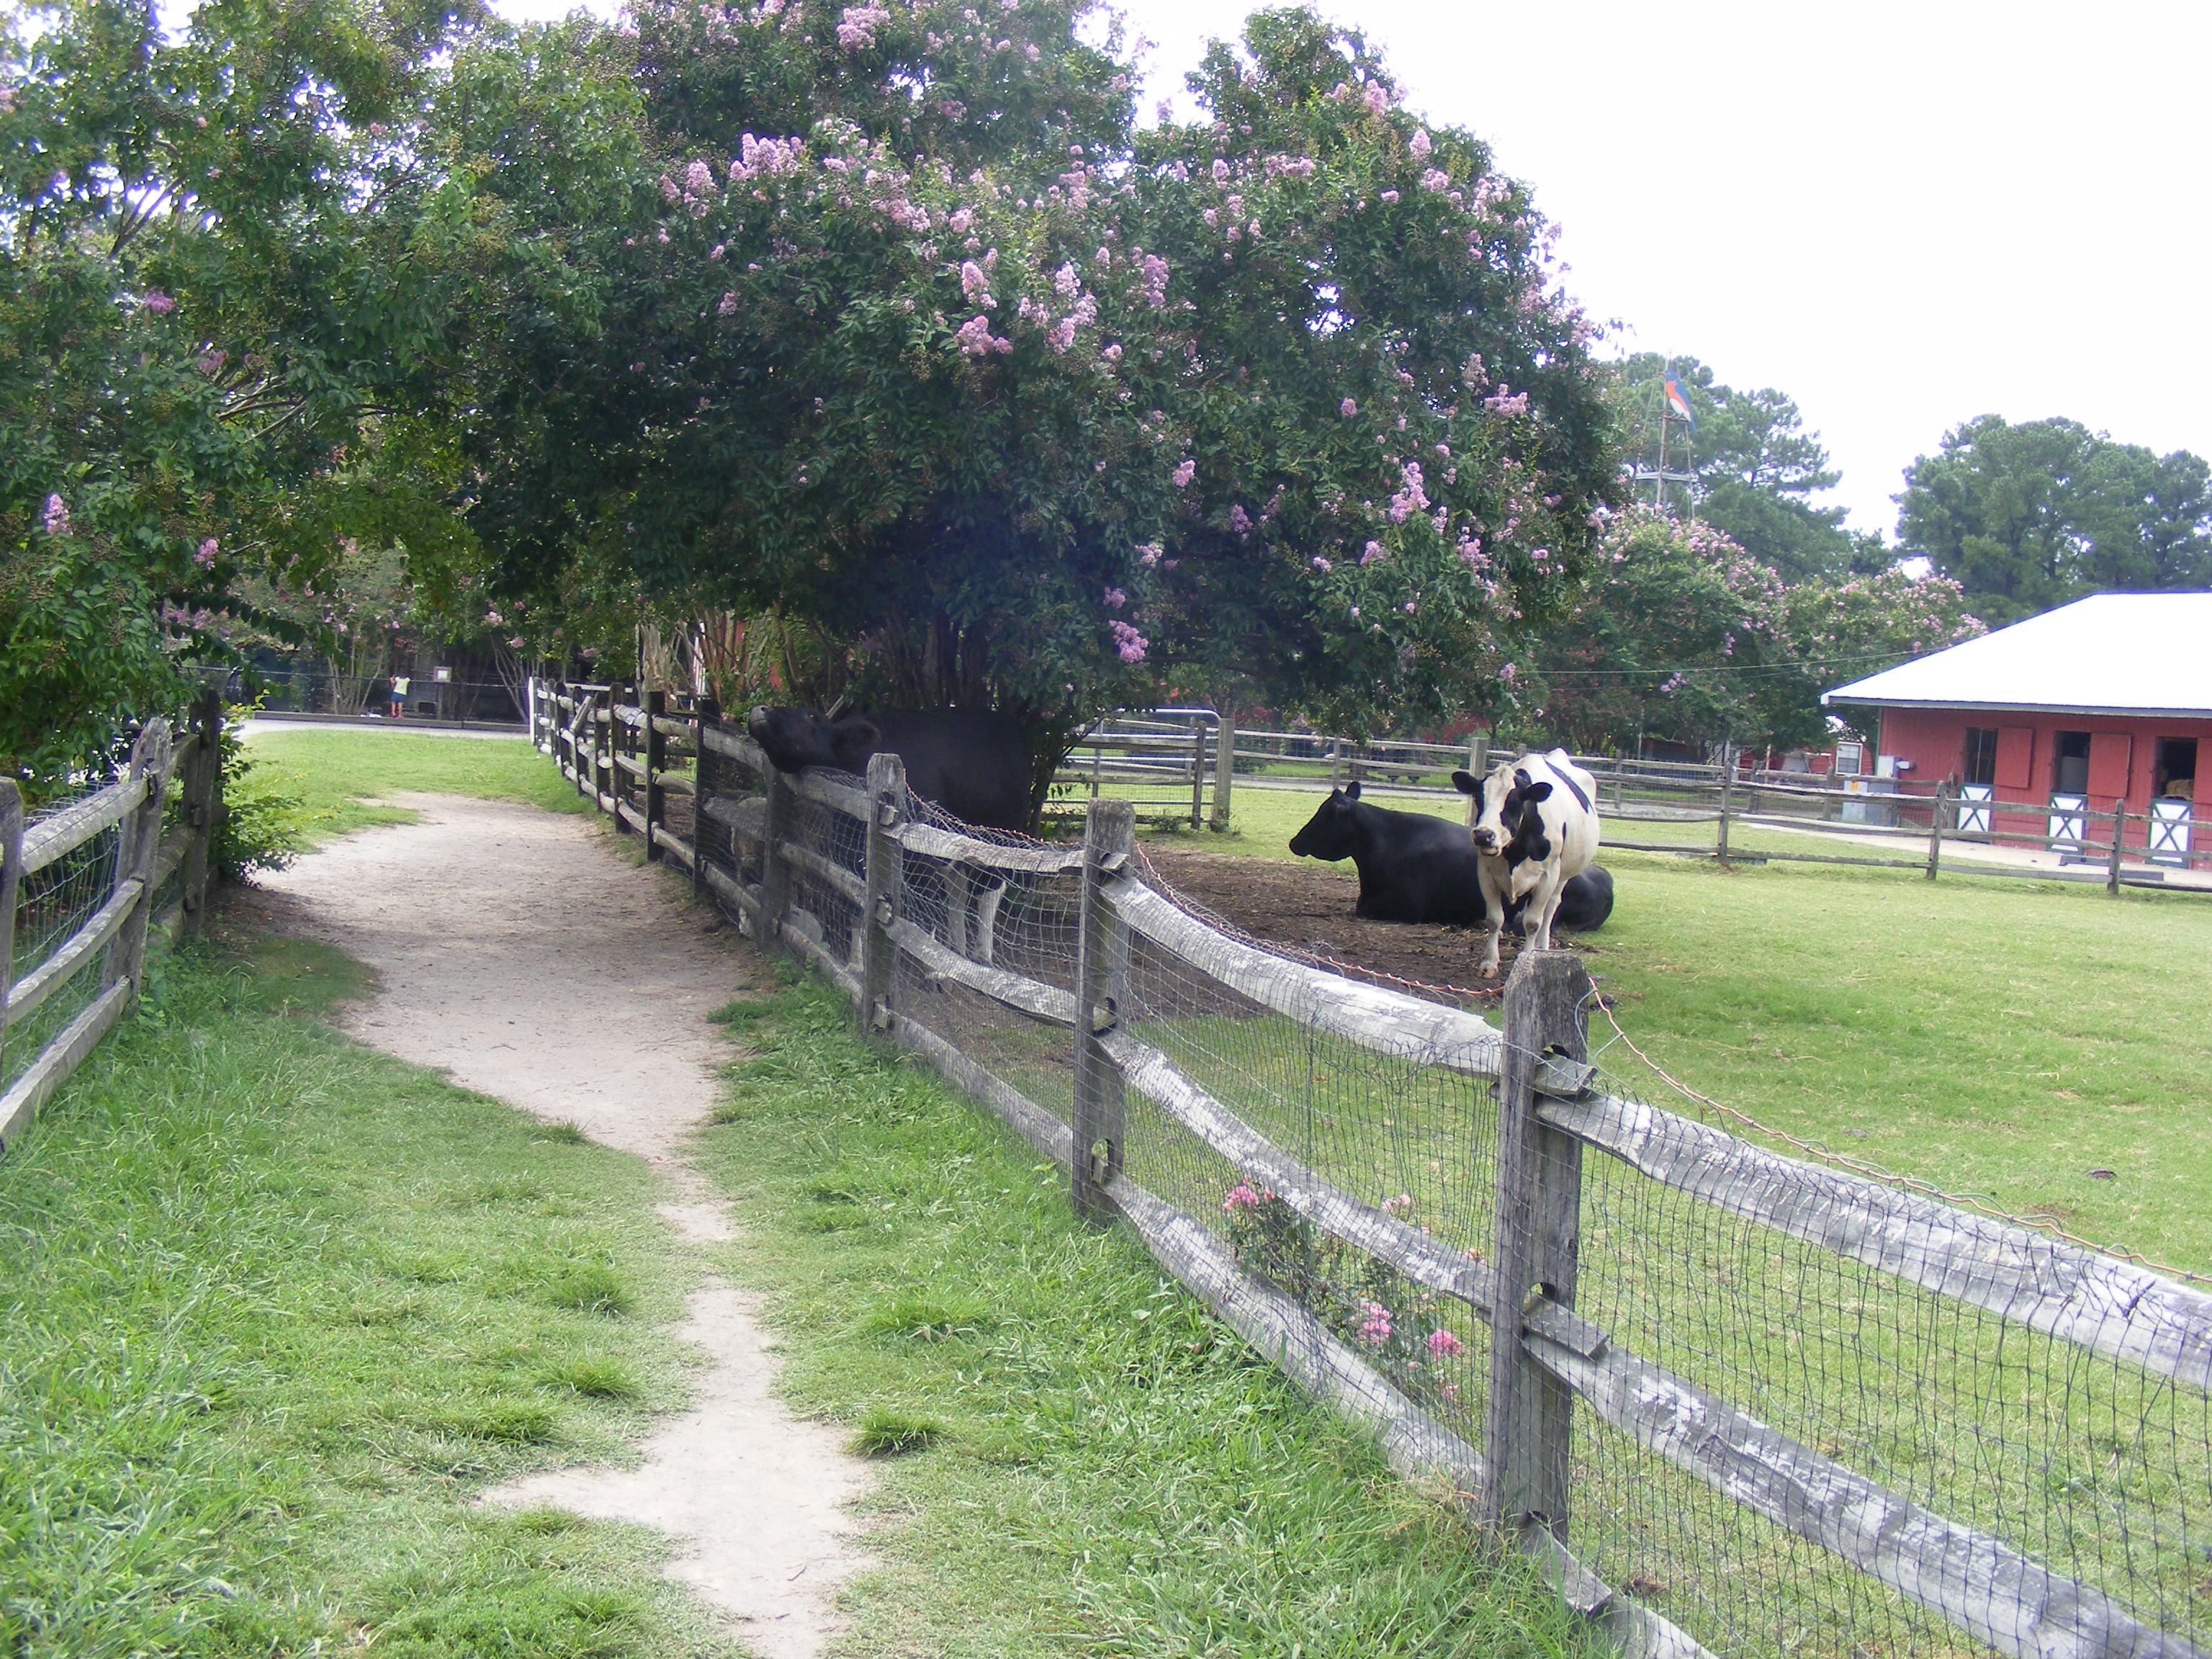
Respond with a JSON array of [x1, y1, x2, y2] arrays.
[[442, 3, 1614, 804], [0, 0, 476, 788], [1520, 507, 1980, 756]]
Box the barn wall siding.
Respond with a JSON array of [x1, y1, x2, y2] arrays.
[[1871, 707, 2212, 849]]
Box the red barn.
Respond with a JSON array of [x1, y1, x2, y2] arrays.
[[1824, 593, 2212, 865]]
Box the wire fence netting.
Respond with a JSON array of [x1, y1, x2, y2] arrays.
[[666, 707, 2212, 1659], [4, 786, 125, 1097]]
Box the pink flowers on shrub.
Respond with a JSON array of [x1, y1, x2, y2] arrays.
[[835, 4, 889, 49], [1387, 462, 1428, 523], [1228, 504, 1252, 536], [1223, 1183, 1269, 1212], [141, 290, 175, 315], [1483, 385, 1529, 416], [955, 315, 1010, 356], [1102, 585, 1126, 610], [1171, 458, 1195, 487], [194, 537, 218, 567], [716, 291, 739, 316], [41, 493, 71, 536], [1339, 397, 1357, 418], [959, 260, 992, 305], [1427, 1329, 1464, 1358], [1107, 619, 1148, 662], [1361, 540, 1386, 565], [1138, 253, 1170, 307], [1409, 127, 1432, 160], [1357, 1300, 1393, 1344]]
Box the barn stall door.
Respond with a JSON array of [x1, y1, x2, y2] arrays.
[[2087, 732, 2134, 804], [1993, 726, 2034, 794]]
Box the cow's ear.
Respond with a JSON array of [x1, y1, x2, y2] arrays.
[[1343, 781, 1362, 801], [1521, 781, 1553, 803], [1514, 768, 1535, 791], [1451, 770, 1479, 796], [830, 716, 881, 764]]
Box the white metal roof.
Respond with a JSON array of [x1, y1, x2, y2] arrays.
[[1823, 592, 2212, 719]]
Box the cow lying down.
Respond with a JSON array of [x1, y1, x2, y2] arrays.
[[1452, 749, 1604, 976], [1288, 781, 1611, 943]]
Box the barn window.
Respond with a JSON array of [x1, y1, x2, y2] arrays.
[[2051, 730, 2092, 795], [1961, 727, 1998, 788], [2152, 737, 2198, 800]]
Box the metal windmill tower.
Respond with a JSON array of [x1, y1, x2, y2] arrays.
[[1626, 359, 1698, 516]]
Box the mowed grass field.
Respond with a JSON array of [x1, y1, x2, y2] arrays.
[[1112, 777, 2212, 1273]]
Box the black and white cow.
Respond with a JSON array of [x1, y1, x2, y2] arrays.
[[1451, 749, 1602, 976], [1287, 783, 1490, 924]]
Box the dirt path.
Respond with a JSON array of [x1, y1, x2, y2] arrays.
[[254, 793, 871, 1659]]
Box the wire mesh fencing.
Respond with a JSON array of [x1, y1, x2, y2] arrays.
[[543, 688, 2212, 1659]]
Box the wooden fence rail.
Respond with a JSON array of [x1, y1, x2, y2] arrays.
[[530, 678, 2211, 1659], [0, 692, 225, 1152]]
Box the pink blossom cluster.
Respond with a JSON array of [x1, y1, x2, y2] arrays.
[[1409, 128, 1432, 161], [1107, 619, 1148, 662], [1137, 252, 1170, 307], [1223, 1182, 1272, 1212], [835, 3, 889, 48], [960, 258, 994, 306], [1426, 1328, 1464, 1357], [141, 290, 175, 315], [194, 537, 219, 567], [1170, 458, 1195, 488], [1418, 168, 1451, 194], [727, 133, 804, 182], [1483, 386, 1529, 416], [1227, 504, 1252, 536], [1386, 461, 1428, 523], [1102, 585, 1126, 610], [1357, 1300, 1393, 1345], [1360, 539, 1387, 565], [955, 314, 1011, 356], [42, 493, 71, 536], [1136, 543, 1161, 567]]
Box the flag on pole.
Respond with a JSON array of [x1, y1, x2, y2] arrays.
[[1661, 368, 1696, 431]]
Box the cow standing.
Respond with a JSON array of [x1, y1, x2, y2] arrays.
[[1451, 749, 1601, 976]]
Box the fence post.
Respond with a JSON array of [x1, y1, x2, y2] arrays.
[[2107, 801, 2127, 896], [1328, 737, 1344, 791], [1073, 797, 1136, 1221], [601, 688, 619, 821], [643, 690, 667, 862], [1465, 733, 1491, 827], [0, 781, 21, 1074], [1482, 948, 1592, 1547], [1210, 709, 1235, 832], [859, 752, 906, 1037], [1926, 783, 1948, 882], [1715, 742, 1735, 866], [1190, 716, 1208, 830], [181, 688, 222, 935], [760, 768, 794, 953], [691, 698, 717, 899], [108, 719, 176, 998]]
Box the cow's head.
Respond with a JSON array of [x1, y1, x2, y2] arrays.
[[746, 705, 882, 775], [1453, 762, 1552, 859], [1287, 783, 1363, 860]]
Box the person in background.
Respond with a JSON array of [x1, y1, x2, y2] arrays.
[[389, 673, 410, 719]]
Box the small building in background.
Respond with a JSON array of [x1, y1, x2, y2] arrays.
[[1824, 593, 2212, 865]]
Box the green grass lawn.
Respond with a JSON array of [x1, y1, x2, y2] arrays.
[[0, 932, 725, 1659], [242, 726, 584, 844]]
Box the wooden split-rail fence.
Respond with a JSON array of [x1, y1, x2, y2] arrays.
[[1, 691, 225, 1151], [531, 678, 2210, 1659]]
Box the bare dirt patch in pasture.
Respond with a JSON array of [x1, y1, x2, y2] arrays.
[[1136, 844, 1601, 1004], [249, 795, 870, 1659]]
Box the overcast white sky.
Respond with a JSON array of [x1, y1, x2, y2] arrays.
[[495, 0, 2212, 538]]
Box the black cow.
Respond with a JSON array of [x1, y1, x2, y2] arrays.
[[1287, 783, 1491, 924], [745, 705, 1031, 832]]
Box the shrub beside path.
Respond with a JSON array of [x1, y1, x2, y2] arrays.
[[257, 791, 871, 1659]]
